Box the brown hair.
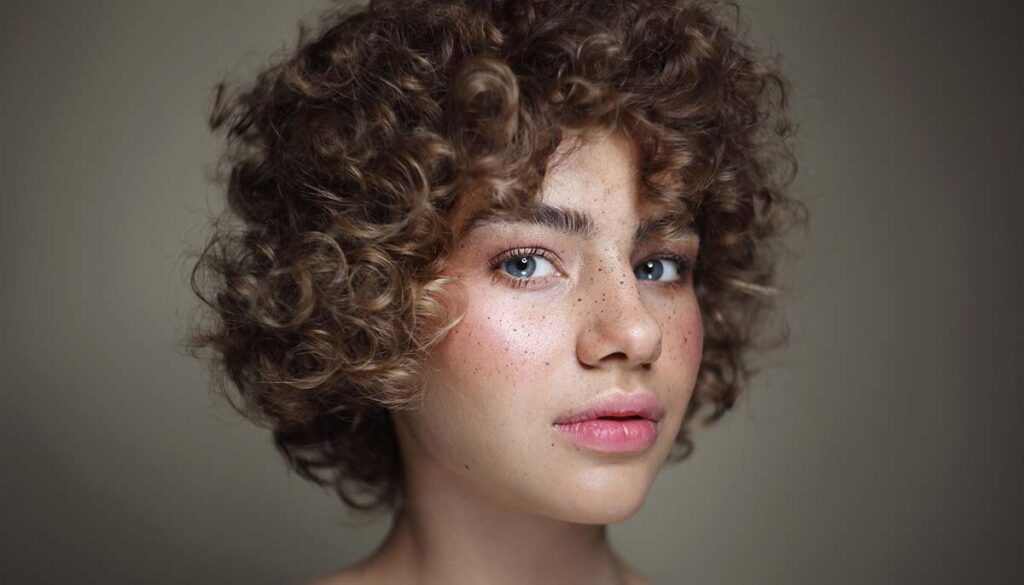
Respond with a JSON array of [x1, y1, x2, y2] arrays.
[[188, 0, 805, 511]]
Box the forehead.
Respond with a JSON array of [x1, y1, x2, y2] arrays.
[[450, 132, 696, 243]]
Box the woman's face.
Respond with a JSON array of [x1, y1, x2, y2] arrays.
[[393, 132, 703, 524]]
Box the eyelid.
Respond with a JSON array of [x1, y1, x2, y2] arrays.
[[640, 249, 697, 272], [490, 245, 553, 264], [487, 244, 694, 269], [489, 243, 563, 265]]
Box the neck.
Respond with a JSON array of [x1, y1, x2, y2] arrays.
[[354, 456, 638, 585]]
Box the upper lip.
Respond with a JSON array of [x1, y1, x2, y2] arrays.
[[553, 391, 665, 425]]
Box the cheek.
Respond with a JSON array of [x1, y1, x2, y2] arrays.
[[434, 289, 566, 389], [657, 295, 704, 400], [414, 284, 570, 455], [679, 303, 704, 362]]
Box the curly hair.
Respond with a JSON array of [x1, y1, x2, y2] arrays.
[[188, 0, 804, 511]]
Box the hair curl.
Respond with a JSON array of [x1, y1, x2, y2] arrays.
[[188, 0, 805, 511]]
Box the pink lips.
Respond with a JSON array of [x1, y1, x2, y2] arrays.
[[553, 392, 664, 454]]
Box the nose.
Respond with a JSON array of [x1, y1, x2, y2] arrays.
[[575, 261, 664, 370]]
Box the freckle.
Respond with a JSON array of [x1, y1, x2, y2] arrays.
[[544, 361, 550, 365]]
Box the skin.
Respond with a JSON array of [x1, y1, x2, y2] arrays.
[[318, 131, 704, 585]]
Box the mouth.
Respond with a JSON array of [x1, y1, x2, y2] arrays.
[[553, 392, 664, 426], [553, 417, 659, 454], [552, 391, 664, 454]]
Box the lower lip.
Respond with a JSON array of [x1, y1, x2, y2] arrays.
[[554, 418, 659, 453]]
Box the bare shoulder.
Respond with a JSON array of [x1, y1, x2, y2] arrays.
[[308, 570, 358, 585], [620, 560, 654, 585], [308, 552, 412, 585], [308, 561, 379, 585]]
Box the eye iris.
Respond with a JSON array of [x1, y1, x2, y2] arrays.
[[637, 259, 663, 280], [504, 256, 535, 278]]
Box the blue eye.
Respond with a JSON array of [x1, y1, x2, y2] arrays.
[[635, 258, 683, 282], [501, 254, 557, 278], [491, 247, 692, 290]]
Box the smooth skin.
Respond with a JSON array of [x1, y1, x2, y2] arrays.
[[318, 131, 704, 585]]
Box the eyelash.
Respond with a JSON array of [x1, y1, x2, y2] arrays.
[[488, 246, 695, 290]]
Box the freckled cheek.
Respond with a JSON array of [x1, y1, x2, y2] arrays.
[[421, 293, 568, 451], [652, 304, 703, 421], [684, 308, 704, 358], [433, 292, 566, 387], [659, 300, 705, 370]]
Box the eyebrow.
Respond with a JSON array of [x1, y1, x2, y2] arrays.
[[459, 203, 697, 246]]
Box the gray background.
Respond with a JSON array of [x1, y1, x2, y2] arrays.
[[2, 0, 1022, 583]]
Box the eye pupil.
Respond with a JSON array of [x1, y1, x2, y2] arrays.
[[637, 259, 663, 280], [505, 256, 536, 277]]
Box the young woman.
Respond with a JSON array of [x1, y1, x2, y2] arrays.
[[189, 0, 803, 582]]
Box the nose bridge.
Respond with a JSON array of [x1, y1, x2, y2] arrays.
[[576, 248, 663, 367]]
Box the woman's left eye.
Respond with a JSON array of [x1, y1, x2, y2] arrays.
[[634, 257, 685, 282]]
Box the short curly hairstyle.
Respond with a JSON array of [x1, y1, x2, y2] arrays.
[[188, 0, 804, 511]]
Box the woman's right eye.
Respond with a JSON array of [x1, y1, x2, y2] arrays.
[[489, 247, 560, 288]]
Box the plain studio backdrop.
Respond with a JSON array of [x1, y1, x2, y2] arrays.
[[2, 0, 1021, 583]]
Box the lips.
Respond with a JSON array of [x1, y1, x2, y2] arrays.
[[553, 392, 664, 425], [553, 391, 664, 454]]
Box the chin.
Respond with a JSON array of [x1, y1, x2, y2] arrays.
[[536, 465, 658, 525]]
